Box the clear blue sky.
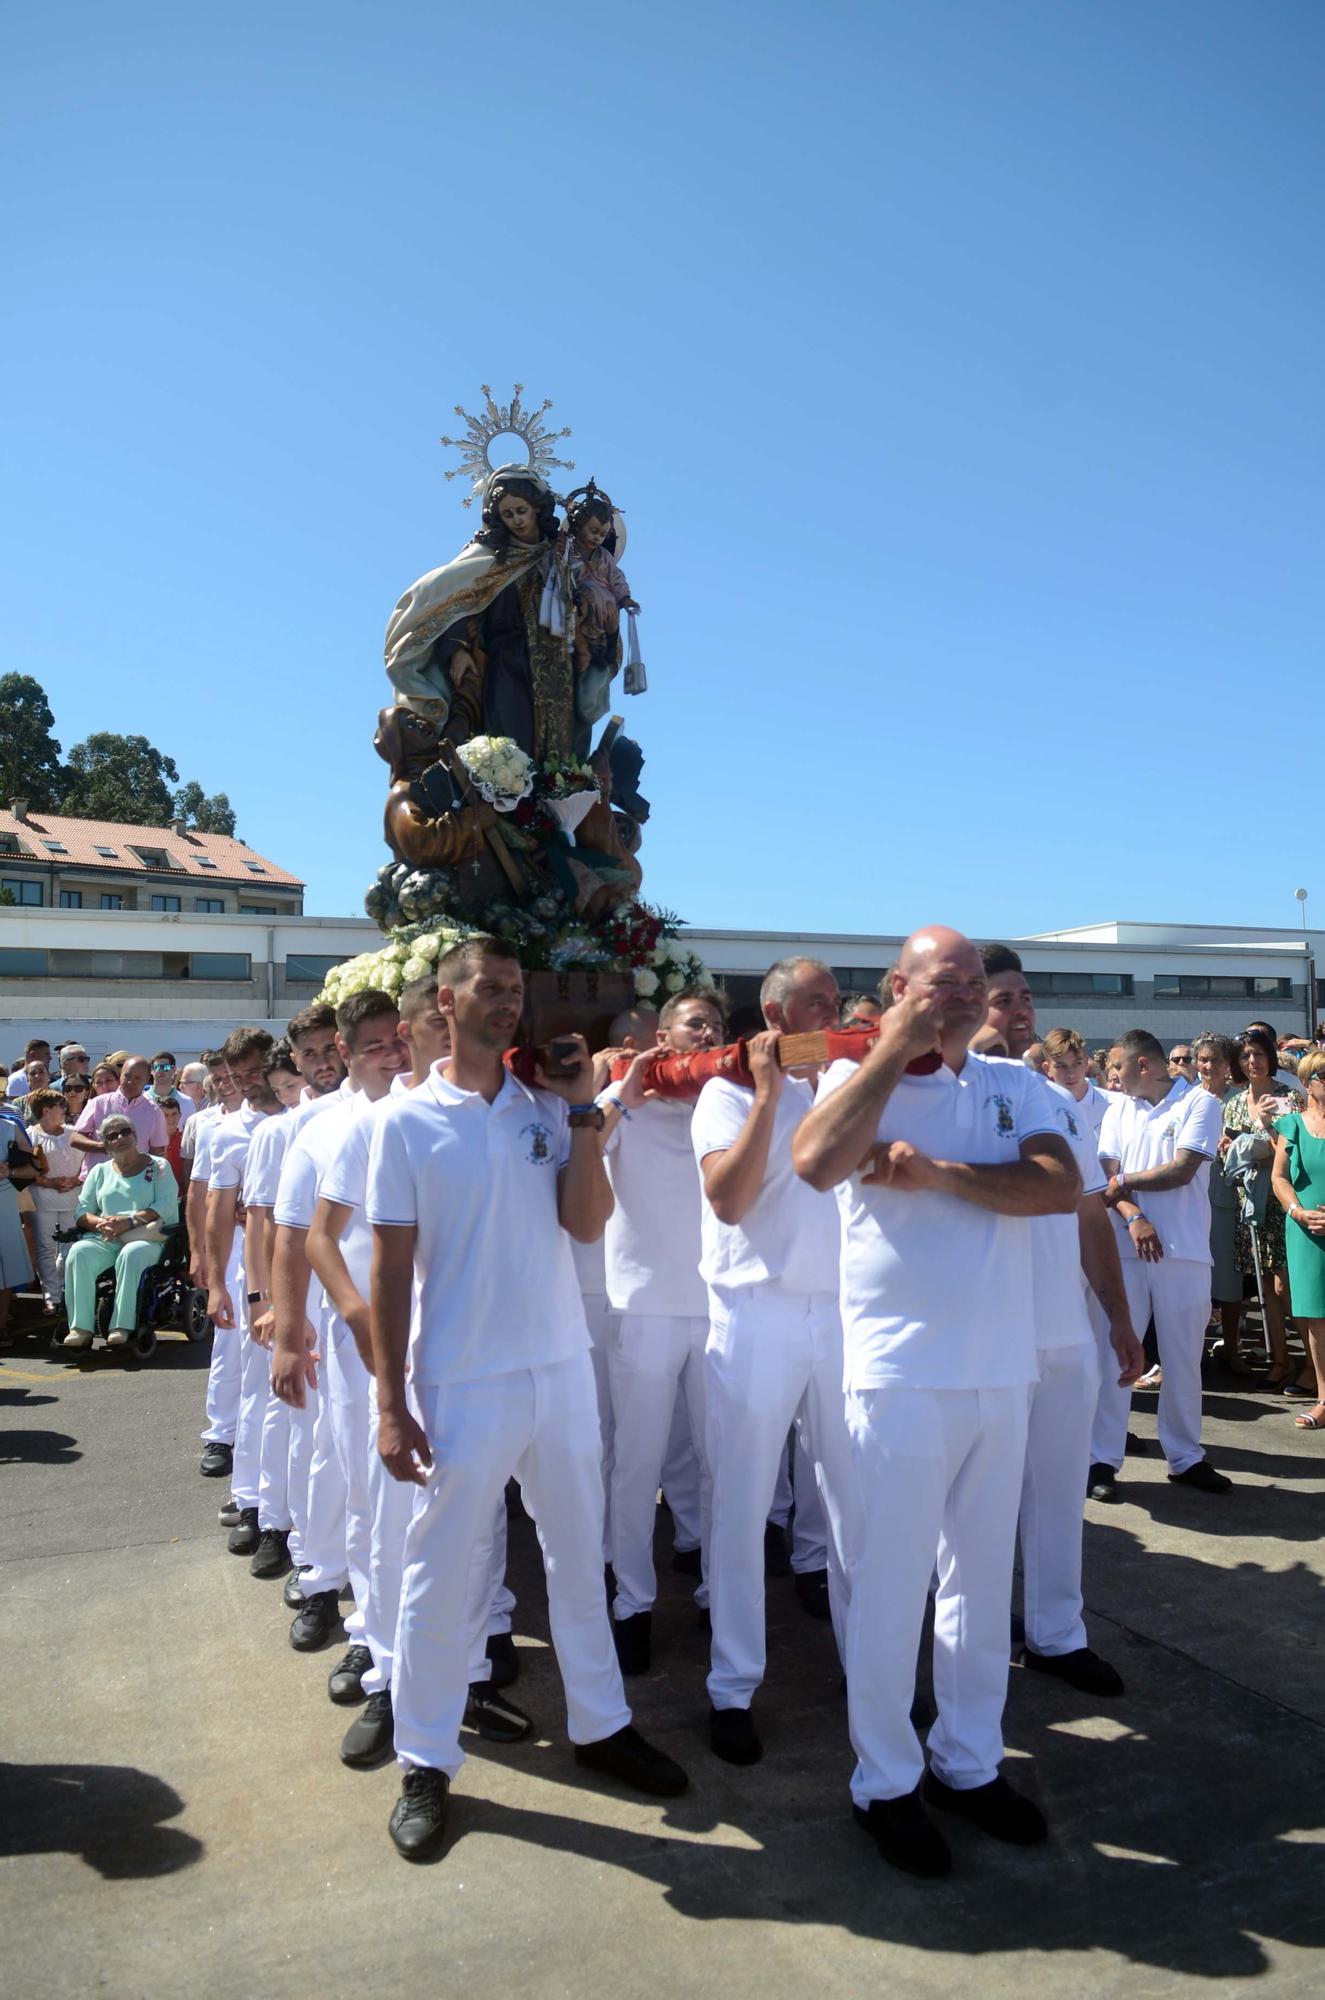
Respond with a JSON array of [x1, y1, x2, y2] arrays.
[[4, 2, 1321, 940]]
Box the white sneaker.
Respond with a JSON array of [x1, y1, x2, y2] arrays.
[[63, 1329, 94, 1349], [106, 1329, 130, 1347]]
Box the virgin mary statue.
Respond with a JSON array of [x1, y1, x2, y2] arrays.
[[384, 465, 575, 763]]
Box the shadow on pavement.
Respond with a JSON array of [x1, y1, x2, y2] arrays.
[[0, 1761, 203, 1877], [0, 1427, 80, 1466]]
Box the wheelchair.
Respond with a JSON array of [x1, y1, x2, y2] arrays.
[[52, 1222, 211, 1360]]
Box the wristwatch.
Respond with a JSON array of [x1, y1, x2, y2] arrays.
[[246, 1288, 270, 1306], [567, 1105, 606, 1132]]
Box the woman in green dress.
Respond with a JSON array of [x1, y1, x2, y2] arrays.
[[1271, 1050, 1325, 1430], [63, 1114, 179, 1350], [1225, 1029, 1303, 1383]]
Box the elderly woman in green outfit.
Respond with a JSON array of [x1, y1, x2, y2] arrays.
[[63, 1114, 179, 1350], [1271, 1051, 1325, 1431]]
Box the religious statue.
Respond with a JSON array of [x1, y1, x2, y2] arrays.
[[564, 480, 640, 758]]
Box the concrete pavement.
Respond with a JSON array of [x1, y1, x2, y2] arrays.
[[2, 1326, 1324, 1999]]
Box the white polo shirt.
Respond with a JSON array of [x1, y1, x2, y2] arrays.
[[1032, 1077, 1107, 1352], [818, 1051, 1061, 1391], [1098, 1078, 1221, 1265], [319, 1077, 410, 1298], [366, 1064, 588, 1385], [248, 1087, 345, 1210], [604, 1099, 706, 1316], [187, 1103, 227, 1184], [208, 1103, 266, 1192], [1073, 1080, 1115, 1150], [691, 1075, 841, 1300]]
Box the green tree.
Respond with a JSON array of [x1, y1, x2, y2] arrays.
[[0, 673, 65, 811], [62, 733, 180, 825], [174, 780, 237, 837]]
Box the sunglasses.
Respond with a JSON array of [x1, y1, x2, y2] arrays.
[[104, 1129, 133, 1143], [1170, 1053, 1193, 1063]]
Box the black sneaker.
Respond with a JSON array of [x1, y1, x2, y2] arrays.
[[328, 1644, 372, 1705], [793, 1568, 831, 1621], [284, 1564, 310, 1611], [463, 1683, 533, 1744], [388, 1767, 449, 1861], [671, 1545, 702, 1578], [1087, 1462, 1119, 1503], [200, 1441, 233, 1479], [342, 1689, 394, 1768], [574, 1724, 688, 1797], [1022, 1645, 1124, 1697], [763, 1520, 791, 1578], [853, 1791, 952, 1878], [226, 1506, 260, 1556], [249, 1528, 291, 1580], [922, 1771, 1048, 1845], [1168, 1460, 1232, 1494], [289, 1588, 342, 1652], [709, 1705, 762, 1766], [485, 1631, 519, 1689], [612, 1609, 652, 1677], [218, 1495, 243, 1528]]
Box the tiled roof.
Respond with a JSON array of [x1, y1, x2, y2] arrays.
[[0, 809, 303, 886]]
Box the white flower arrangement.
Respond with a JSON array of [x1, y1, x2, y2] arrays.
[[633, 967, 659, 998], [456, 734, 535, 811]]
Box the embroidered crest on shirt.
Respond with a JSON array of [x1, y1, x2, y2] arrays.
[[521, 1121, 554, 1165], [991, 1093, 1015, 1137], [1060, 1106, 1080, 1139]]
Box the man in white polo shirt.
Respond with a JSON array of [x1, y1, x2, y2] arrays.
[[692, 956, 862, 1768], [189, 1050, 242, 1485], [1096, 1029, 1230, 1495], [595, 986, 726, 1675], [794, 926, 1080, 1879], [369, 936, 688, 1862]]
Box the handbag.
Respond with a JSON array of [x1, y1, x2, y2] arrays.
[[7, 1139, 38, 1188]]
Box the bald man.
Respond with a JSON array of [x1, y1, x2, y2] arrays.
[[795, 927, 1081, 1879]]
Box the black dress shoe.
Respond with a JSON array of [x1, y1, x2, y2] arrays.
[[342, 1689, 394, 1768], [1124, 1431, 1148, 1457], [922, 1771, 1048, 1845], [249, 1528, 291, 1579], [463, 1683, 533, 1743], [574, 1724, 688, 1797], [284, 1564, 310, 1611], [389, 1767, 449, 1861], [226, 1506, 260, 1555], [1087, 1462, 1119, 1502], [1168, 1460, 1232, 1494], [853, 1792, 952, 1878], [218, 1496, 243, 1528], [709, 1705, 763, 1766], [289, 1588, 342, 1652], [763, 1520, 791, 1578], [909, 1687, 936, 1732], [671, 1544, 702, 1578], [485, 1631, 519, 1689], [200, 1441, 233, 1479], [1022, 1644, 1124, 1697], [793, 1568, 831, 1621], [328, 1643, 372, 1705], [613, 1609, 652, 1676]]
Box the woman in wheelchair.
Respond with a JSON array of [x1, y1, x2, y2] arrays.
[[63, 1115, 180, 1350]]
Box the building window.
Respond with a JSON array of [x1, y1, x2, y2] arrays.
[[58, 889, 83, 909], [150, 894, 182, 912], [94, 845, 118, 858], [1, 878, 42, 906], [0, 948, 49, 975], [48, 949, 164, 978], [190, 952, 251, 981], [195, 897, 224, 913], [42, 840, 69, 854], [285, 953, 346, 984], [243, 861, 267, 874], [99, 893, 124, 910], [197, 857, 218, 870], [132, 846, 173, 868], [241, 904, 275, 915], [1153, 974, 1292, 1001], [1026, 971, 1135, 997]]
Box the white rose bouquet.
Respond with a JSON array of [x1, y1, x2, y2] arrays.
[[456, 735, 535, 812]]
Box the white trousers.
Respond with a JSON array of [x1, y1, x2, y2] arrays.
[[661, 1390, 703, 1553], [232, 1329, 270, 1510], [301, 1341, 352, 1618], [361, 1381, 513, 1697], [325, 1315, 372, 1630], [258, 1388, 293, 1535], [32, 1194, 77, 1309], [769, 1428, 829, 1572], [1095, 1259, 1210, 1474], [845, 1383, 1028, 1806], [1020, 1341, 1100, 1656], [705, 1291, 861, 1709], [393, 1353, 631, 1777], [608, 1312, 710, 1618], [581, 1288, 618, 1563], [201, 1237, 244, 1446]]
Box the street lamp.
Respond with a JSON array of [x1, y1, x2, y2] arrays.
[[1295, 889, 1315, 1034]]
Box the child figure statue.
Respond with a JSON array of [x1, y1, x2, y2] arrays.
[[564, 480, 641, 758]]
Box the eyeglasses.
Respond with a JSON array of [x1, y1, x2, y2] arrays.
[[151, 1062, 173, 1072], [1170, 1053, 1193, 1064]]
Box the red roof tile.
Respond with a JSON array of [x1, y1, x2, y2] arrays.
[[0, 809, 303, 886]]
